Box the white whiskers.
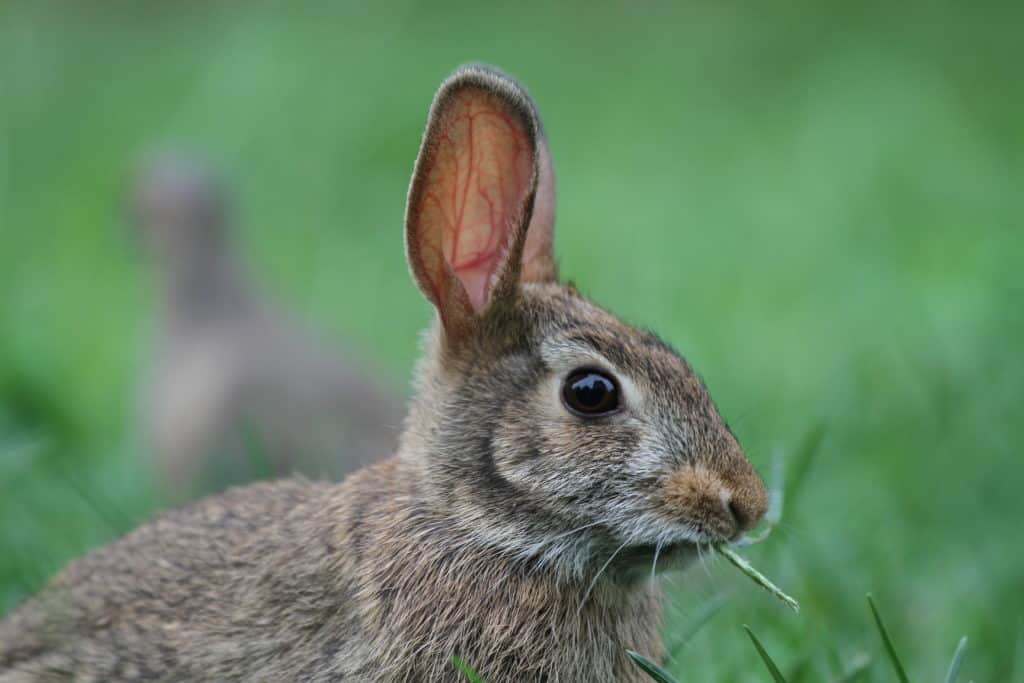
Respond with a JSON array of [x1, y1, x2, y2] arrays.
[[649, 539, 663, 584], [696, 541, 713, 579], [576, 539, 629, 618], [548, 519, 606, 541]]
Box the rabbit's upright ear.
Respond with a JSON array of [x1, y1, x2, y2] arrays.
[[405, 65, 556, 341]]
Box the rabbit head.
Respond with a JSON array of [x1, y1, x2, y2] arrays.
[[130, 153, 229, 269], [402, 65, 767, 581]]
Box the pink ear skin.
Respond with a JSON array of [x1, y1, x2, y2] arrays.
[[405, 67, 556, 342]]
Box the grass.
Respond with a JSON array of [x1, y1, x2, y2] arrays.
[[944, 637, 969, 683], [626, 598, 971, 683], [743, 625, 789, 683], [1, 1, 1022, 680], [867, 594, 910, 683], [718, 546, 799, 614], [451, 656, 486, 683], [627, 650, 679, 683]]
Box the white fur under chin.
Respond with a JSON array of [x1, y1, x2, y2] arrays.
[[454, 506, 709, 586]]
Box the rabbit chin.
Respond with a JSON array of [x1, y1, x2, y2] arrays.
[[605, 541, 706, 582]]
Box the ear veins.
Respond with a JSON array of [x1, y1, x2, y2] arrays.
[[421, 92, 532, 312]]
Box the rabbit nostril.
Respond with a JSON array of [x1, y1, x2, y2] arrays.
[[727, 499, 747, 531], [726, 489, 768, 535]]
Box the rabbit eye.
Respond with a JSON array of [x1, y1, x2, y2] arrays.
[[562, 368, 620, 417]]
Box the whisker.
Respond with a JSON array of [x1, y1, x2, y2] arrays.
[[524, 520, 607, 575], [576, 539, 629, 617], [549, 519, 605, 541], [696, 542, 713, 579], [649, 539, 663, 584]]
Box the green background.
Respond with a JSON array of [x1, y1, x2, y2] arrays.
[[1, 1, 1021, 680]]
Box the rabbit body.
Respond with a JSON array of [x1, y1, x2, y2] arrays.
[[0, 66, 767, 681], [0, 459, 658, 682], [133, 157, 405, 491]]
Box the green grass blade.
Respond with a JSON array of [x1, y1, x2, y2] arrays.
[[743, 625, 788, 683], [944, 636, 968, 683], [718, 546, 799, 612], [866, 594, 910, 683], [451, 656, 487, 683], [627, 650, 680, 683]]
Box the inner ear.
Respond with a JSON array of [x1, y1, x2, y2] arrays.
[[426, 89, 533, 311], [407, 73, 538, 324]]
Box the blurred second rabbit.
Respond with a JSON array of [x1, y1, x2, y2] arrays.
[[131, 153, 405, 494]]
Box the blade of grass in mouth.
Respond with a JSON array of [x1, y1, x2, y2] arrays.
[[717, 545, 800, 613]]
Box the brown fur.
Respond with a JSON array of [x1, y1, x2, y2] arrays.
[[0, 65, 766, 682]]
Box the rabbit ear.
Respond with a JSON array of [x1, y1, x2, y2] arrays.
[[520, 134, 557, 284], [405, 65, 556, 339]]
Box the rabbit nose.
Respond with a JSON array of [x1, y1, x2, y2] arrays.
[[725, 488, 765, 535], [724, 463, 769, 536], [661, 464, 768, 541]]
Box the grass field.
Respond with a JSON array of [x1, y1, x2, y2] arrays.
[[1, 1, 1022, 680]]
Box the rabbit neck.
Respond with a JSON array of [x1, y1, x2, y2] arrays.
[[337, 460, 664, 681], [381, 319, 665, 678], [157, 249, 251, 324]]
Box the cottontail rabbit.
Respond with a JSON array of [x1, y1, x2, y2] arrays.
[[131, 155, 405, 492], [0, 65, 767, 682]]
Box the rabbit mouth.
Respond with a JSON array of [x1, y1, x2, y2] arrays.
[[617, 541, 704, 569]]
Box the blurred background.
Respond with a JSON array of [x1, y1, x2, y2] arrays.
[[1, 1, 1021, 680]]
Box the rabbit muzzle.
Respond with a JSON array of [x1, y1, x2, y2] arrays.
[[659, 461, 768, 543]]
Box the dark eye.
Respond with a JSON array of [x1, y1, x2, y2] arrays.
[[561, 368, 620, 417]]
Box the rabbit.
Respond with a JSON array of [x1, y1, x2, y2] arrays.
[[131, 154, 406, 493], [0, 65, 768, 682]]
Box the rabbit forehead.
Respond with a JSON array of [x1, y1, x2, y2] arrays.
[[522, 286, 710, 412]]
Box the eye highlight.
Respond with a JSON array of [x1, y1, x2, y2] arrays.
[[561, 368, 620, 417]]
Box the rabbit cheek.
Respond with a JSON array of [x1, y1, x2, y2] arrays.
[[492, 397, 641, 511]]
